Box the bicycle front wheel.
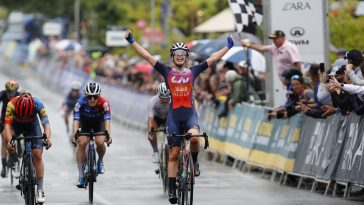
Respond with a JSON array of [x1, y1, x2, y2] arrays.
[[25, 157, 36, 205], [183, 157, 194, 205], [88, 149, 95, 203]]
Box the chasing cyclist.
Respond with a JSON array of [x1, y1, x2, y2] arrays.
[[73, 82, 112, 188], [125, 30, 233, 204], [1, 80, 20, 178], [61, 80, 82, 135], [148, 82, 170, 163], [4, 92, 51, 203]]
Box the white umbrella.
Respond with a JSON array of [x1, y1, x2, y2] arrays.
[[55, 39, 82, 52], [222, 46, 266, 72]]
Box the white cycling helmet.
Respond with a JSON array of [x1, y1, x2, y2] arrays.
[[84, 82, 101, 96], [156, 83, 170, 99], [170, 42, 189, 57], [71, 80, 82, 90]]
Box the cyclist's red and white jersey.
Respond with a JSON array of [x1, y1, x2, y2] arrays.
[[74, 96, 111, 122]]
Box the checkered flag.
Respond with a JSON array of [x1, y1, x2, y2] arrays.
[[228, 0, 263, 32]]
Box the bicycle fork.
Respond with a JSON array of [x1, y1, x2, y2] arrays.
[[85, 142, 97, 182]]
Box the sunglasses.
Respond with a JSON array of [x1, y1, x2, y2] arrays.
[[87, 95, 99, 101], [173, 49, 187, 56]]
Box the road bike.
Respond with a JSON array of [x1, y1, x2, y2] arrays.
[[151, 127, 169, 194], [173, 132, 209, 205], [12, 133, 47, 205], [75, 129, 110, 203]]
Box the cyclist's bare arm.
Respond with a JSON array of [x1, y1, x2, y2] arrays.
[[104, 120, 110, 135], [125, 30, 157, 66], [206, 46, 230, 67], [43, 124, 51, 140], [73, 120, 80, 136], [4, 125, 12, 143]]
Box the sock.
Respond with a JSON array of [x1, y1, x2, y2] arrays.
[[77, 164, 84, 178], [191, 152, 199, 163], [2, 158, 6, 168], [36, 177, 43, 191], [169, 177, 176, 194], [150, 141, 158, 153]]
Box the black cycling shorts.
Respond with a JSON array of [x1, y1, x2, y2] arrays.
[[79, 119, 105, 133], [154, 115, 166, 127]]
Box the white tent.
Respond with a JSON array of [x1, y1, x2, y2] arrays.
[[193, 9, 235, 33]]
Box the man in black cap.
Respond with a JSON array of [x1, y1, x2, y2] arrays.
[[241, 30, 302, 84], [345, 49, 364, 85]]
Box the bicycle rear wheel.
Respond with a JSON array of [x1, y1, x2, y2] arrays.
[[88, 149, 95, 203]]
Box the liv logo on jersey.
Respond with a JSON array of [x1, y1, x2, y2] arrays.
[[171, 76, 190, 84]]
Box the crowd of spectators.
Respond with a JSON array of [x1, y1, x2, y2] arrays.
[[30, 36, 266, 115], [267, 49, 364, 120], [30, 33, 364, 121]]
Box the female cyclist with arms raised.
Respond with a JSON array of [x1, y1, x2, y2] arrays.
[[125, 30, 233, 204]]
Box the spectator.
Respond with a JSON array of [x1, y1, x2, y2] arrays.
[[344, 50, 364, 85], [325, 65, 351, 116], [225, 70, 249, 111], [268, 75, 313, 120], [240, 30, 302, 84], [237, 61, 264, 100]]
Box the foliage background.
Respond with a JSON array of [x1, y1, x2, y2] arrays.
[[0, 0, 363, 61]]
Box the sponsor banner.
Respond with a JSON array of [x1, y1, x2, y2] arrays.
[[266, 0, 329, 107], [293, 115, 343, 179], [200, 102, 302, 172], [294, 113, 364, 184], [334, 114, 364, 184]]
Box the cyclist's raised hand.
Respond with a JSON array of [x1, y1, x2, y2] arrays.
[[124, 30, 134, 44], [227, 35, 234, 48]]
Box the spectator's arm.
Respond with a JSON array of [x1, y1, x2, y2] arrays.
[[317, 83, 332, 104], [342, 84, 364, 95], [240, 39, 271, 52], [347, 69, 364, 85]]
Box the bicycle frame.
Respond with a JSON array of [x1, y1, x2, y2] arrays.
[[75, 130, 109, 203], [12, 134, 46, 205], [172, 132, 209, 205]]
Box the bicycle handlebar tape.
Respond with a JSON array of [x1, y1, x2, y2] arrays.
[[125, 31, 134, 44]]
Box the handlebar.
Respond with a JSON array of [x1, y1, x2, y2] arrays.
[[12, 133, 50, 149], [172, 132, 209, 149], [150, 127, 166, 134]]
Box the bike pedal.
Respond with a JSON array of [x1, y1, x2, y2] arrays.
[[155, 169, 160, 175]]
